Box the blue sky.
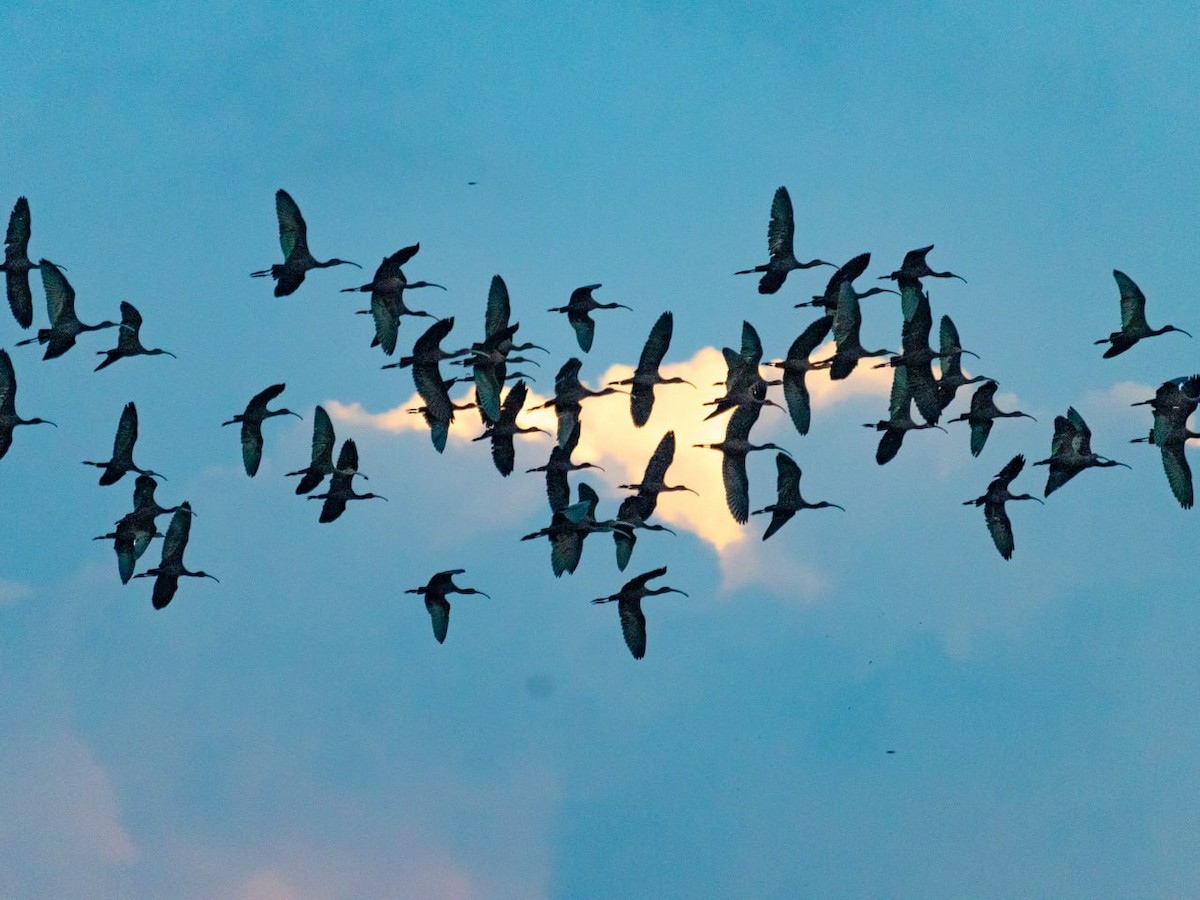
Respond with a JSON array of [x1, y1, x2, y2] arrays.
[[2, 3, 1200, 897]]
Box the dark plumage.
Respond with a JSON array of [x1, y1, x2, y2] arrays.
[[82, 401, 164, 485], [341, 244, 443, 355], [591, 567, 687, 660], [751, 454, 843, 541], [94, 301, 176, 371], [132, 503, 218, 609], [405, 570, 490, 644], [1095, 270, 1191, 358], [735, 186, 832, 294], [0, 349, 55, 460], [963, 454, 1042, 560], [863, 366, 946, 465], [2, 196, 39, 329], [1033, 407, 1129, 497], [251, 189, 360, 296], [949, 381, 1035, 457], [607, 311, 693, 427], [472, 380, 548, 476], [770, 316, 832, 435], [286, 405, 341, 494], [695, 383, 791, 523], [548, 284, 631, 353], [222, 383, 302, 476], [15, 261, 120, 359], [308, 439, 385, 522]]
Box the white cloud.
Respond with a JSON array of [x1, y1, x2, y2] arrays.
[[327, 347, 890, 582]]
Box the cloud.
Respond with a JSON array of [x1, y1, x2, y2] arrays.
[[327, 346, 889, 570], [0, 578, 32, 606], [0, 727, 137, 897], [718, 538, 829, 598], [1093, 381, 1155, 409]]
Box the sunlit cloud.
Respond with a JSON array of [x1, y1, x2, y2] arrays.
[[718, 538, 829, 599], [329, 346, 890, 569]]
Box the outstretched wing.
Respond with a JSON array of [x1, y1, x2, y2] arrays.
[[618, 598, 648, 659], [766, 186, 794, 262], [1113, 270, 1149, 332], [275, 189, 308, 260], [485, 274, 511, 338], [984, 501, 1015, 560]]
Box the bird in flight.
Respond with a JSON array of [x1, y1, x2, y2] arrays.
[[251, 189, 360, 296]]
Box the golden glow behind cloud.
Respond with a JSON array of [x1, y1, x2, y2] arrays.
[[330, 345, 890, 565]]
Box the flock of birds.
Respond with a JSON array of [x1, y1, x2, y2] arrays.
[[2, 187, 1195, 658]]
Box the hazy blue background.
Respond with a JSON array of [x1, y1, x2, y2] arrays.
[[2, 3, 1199, 897]]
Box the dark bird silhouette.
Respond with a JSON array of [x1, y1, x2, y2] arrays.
[[590, 566, 687, 659], [130, 473, 187, 520], [611, 492, 676, 572], [286, 405, 347, 494], [457, 278, 546, 422], [880, 245, 965, 288], [949, 381, 1035, 457], [1130, 376, 1200, 509], [751, 454, 844, 540], [610, 431, 691, 565], [526, 421, 604, 512], [607, 311, 693, 427], [1034, 407, 1129, 497], [618, 431, 696, 500], [94, 302, 176, 371], [695, 384, 791, 523], [309, 439, 386, 522], [458, 321, 543, 423], [251, 189, 360, 296], [548, 284, 631, 353], [95, 474, 187, 584], [405, 569, 490, 644], [876, 283, 960, 425], [133, 502, 218, 609], [95, 514, 163, 584], [473, 380, 549, 476], [0, 349, 55, 460], [82, 401, 164, 485], [223, 383, 301, 476], [794, 252, 896, 315], [963, 454, 1042, 560], [819, 276, 893, 380], [1095, 270, 1191, 358], [770, 315, 832, 435], [705, 321, 782, 420], [385, 318, 469, 453], [935, 315, 989, 412], [735, 186, 832, 294], [521, 483, 619, 577], [16, 261, 120, 359], [864, 366, 946, 465], [533, 357, 624, 448], [2, 197, 39, 328], [342, 244, 443, 355]]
